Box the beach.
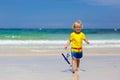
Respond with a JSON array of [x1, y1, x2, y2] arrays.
[[0, 28, 120, 80], [0, 46, 120, 80]]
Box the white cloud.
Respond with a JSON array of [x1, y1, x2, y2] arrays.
[[82, 0, 120, 6]]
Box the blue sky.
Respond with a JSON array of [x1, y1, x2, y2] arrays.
[[0, 0, 120, 29]]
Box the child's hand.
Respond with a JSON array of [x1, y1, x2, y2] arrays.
[[64, 40, 71, 50], [64, 46, 67, 50], [84, 39, 90, 44]]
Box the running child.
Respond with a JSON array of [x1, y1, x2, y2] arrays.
[[64, 20, 90, 73]]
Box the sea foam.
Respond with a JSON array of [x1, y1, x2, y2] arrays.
[[0, 40, 120, 48]]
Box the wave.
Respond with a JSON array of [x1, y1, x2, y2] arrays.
[[0, 40, 120, 48], [0, 40, 66, 45]]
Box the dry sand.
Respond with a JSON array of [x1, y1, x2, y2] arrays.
[[0, 46, 120, 56]]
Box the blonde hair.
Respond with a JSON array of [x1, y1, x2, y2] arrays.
[[72, 20, 83, 29]]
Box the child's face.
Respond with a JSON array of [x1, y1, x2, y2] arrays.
[[74, 23, 82, 33]]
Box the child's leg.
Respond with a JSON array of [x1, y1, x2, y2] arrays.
[[77, 59, 80, 73], [72, 58, 76, 73], [72, 73, 75, 80]]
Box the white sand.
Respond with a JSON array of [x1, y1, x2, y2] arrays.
[[0, 46, 120, 80], [0, 56, 120, 80]]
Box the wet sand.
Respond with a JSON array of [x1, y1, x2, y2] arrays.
[[0, 46, 120, 80]]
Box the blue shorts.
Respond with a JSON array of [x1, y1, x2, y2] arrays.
[[71, 51, 83, 59]]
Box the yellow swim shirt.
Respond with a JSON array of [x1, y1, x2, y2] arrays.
[[70, 32, 86, 49]]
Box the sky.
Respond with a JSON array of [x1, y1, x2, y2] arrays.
[[0, 0, 120, 29]]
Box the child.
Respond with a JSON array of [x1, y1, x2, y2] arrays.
[[64, 20, 90, 74]]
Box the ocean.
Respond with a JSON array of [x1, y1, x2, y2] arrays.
[[0, 28, 120, 48]]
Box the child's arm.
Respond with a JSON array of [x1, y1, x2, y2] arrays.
[[84, 39, 90, 44], [64, 40, 71, 50]]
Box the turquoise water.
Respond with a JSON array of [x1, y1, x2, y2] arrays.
[[0, 29, 70, 40], [0, 28, 120, 40], [0, 28, 120, 48]]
